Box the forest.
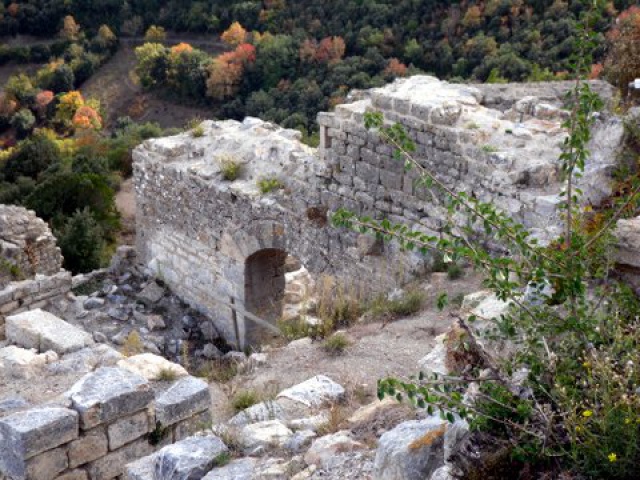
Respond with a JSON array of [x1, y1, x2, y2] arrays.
[[0, 0, 636, 275]]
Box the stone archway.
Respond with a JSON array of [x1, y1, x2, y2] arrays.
[[244, 248, 288, 346]]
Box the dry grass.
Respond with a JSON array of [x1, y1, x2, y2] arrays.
[[121, 331, 144, 357], [197, 358, 238, 384]]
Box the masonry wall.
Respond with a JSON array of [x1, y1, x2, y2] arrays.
[[0, 369, 212, 480], [134, 154, 424, 348]]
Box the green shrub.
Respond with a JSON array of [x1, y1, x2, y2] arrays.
[[191, 125, 205, 137], [55, 208, 106, 274], [481, 144, 498, 153], [257, 177, 283, 194], [219, 155, 242, 181], [447, 263, 464, 280], [231, 390, 260, 412], [323, 333, 350, 356]]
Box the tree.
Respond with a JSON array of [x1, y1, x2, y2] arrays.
[[383, 58, 408, 78], [73, 105, 103, 130], [5, 74, 36, 106], [221, 21, 247, 47], [206, 43, 256, 101], [135, 43, 168, 88], [316, 36, 346, 64], [60, 15, 81, 42], [10, 109, 35, 139], [55, 208, 105, 273], [144, 25, 166, 43], [4, 132, 62, 181], [604, 6, 640, 95], [55, 91, 85, 127], [46, 64, 75, 94]]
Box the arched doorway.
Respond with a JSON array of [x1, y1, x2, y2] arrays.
[[244, 248, 288, 346]]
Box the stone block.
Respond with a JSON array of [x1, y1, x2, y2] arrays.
[[155, 436, 228, 480], [66, 367, 154, 430], [68, 427, 109, 468], [6, 309, 93, 354], [124, 455, 155, 480], [25, 446, 68, 480], [173, 409, 212, 442], [54, 469, 89, 480], [155, 376, 210, 427], [277, 375, 345, 408], [0, 407, 78, 478], [117, 353, 189, 381], [86, 438, 154, 480], [108, 410, 151, 450]]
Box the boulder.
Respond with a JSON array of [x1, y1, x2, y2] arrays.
[[373, 417, 447, 480], [614, 216, 640, 269], [228, 400, 286, 427], [417, 335, 448, 377], [154, 435, 228, 480], [304, 431, 364, 469], [238, 420, 294, 453], [202, 458, 257, 480], [137, 282, 165, 305], [0, 346, 56, 378], [6, 309, 93, 354], [117, 353, 189, 381], [277, 375, 345, 408]]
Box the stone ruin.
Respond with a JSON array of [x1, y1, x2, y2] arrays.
[[0, 205, 71, 339], [133, 75, 621, 350]]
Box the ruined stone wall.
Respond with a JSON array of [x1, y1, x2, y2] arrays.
[[0, 205, 70, 338], [318, 76, 620, 243], [0, 367, 211, 480], [0, 272, 72, 338], [134, 76, 621, 348], [134, 119, 427, 348], [0, 205, 63, 287]]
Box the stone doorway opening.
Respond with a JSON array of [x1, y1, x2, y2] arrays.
[[243, 249, 313, 347]]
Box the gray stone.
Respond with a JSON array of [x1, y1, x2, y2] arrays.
[[108, 410, 151, 450], [66, 367, 154, 429], [0, 396, 30, 415], [155, 376, 210, 426], [201, 343, 222, 359], [87, 438, 154, 480], [155, 435, 229, 480], [68, 427, 109, 468], [285, 429, 317, 452], [25, 446, 68, 480], [6, 309, 93, 354], [277, 375, 345, 408], [304, 431, 364, 469], [137, 282, 165, 305], [125, 454, 155, 480], [202, 458, 257, 480], [373, 417, 447, 480], [0, 407, 78, 478], [228, 400, 286, 427], [238, 420, 294, 453], [83, 297, 105, 310]]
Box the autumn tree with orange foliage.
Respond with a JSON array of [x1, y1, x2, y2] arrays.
[[221, 22, 247, 47], [60, 15, 81, 42], [72, 106, 102, 130], [605, 6, 640, 95], [299, 36, 346, 64], [384, 58, 408, 77], [206, 43, 256, 101], [35, 91, 54, 118]]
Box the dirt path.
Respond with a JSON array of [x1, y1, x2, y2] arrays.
[[229, 272, 485, 405]]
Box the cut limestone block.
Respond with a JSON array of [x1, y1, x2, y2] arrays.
[[6, 309, 93, 354], [155, 376, 210, 426], [87, 438, 154, 480], [117, 353, 188, 381], [65, 367, 154, 429], [0, 407, 78, 479]]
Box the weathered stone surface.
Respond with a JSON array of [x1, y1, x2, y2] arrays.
[[0, 346, 56, 378], [228, 400, 286, 427], [277, 375, 345, 408], [25, 446, 68, 480], [107, 410, 151, 450], [124, 454, 155, 480], [66, 367, 154, 429], [373, 417, 447, 480], [6, 309, 93, 354], [304, 431, 364, 469], [117, 353, 189, 381], [238, 420, 294, 453], [173, 409, 212, 442], [154, 435, 228, 480], [615, 216, 640, 269], [0, 407, 78, 478], [87, 438, 154, 480], [202, 458, 258, 480], [155, 376, 210, 426], [54, 469, 89, 480], [137, 282, 165, 305], [68, 427, 109, 468], [417, 334, 448, 376]]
